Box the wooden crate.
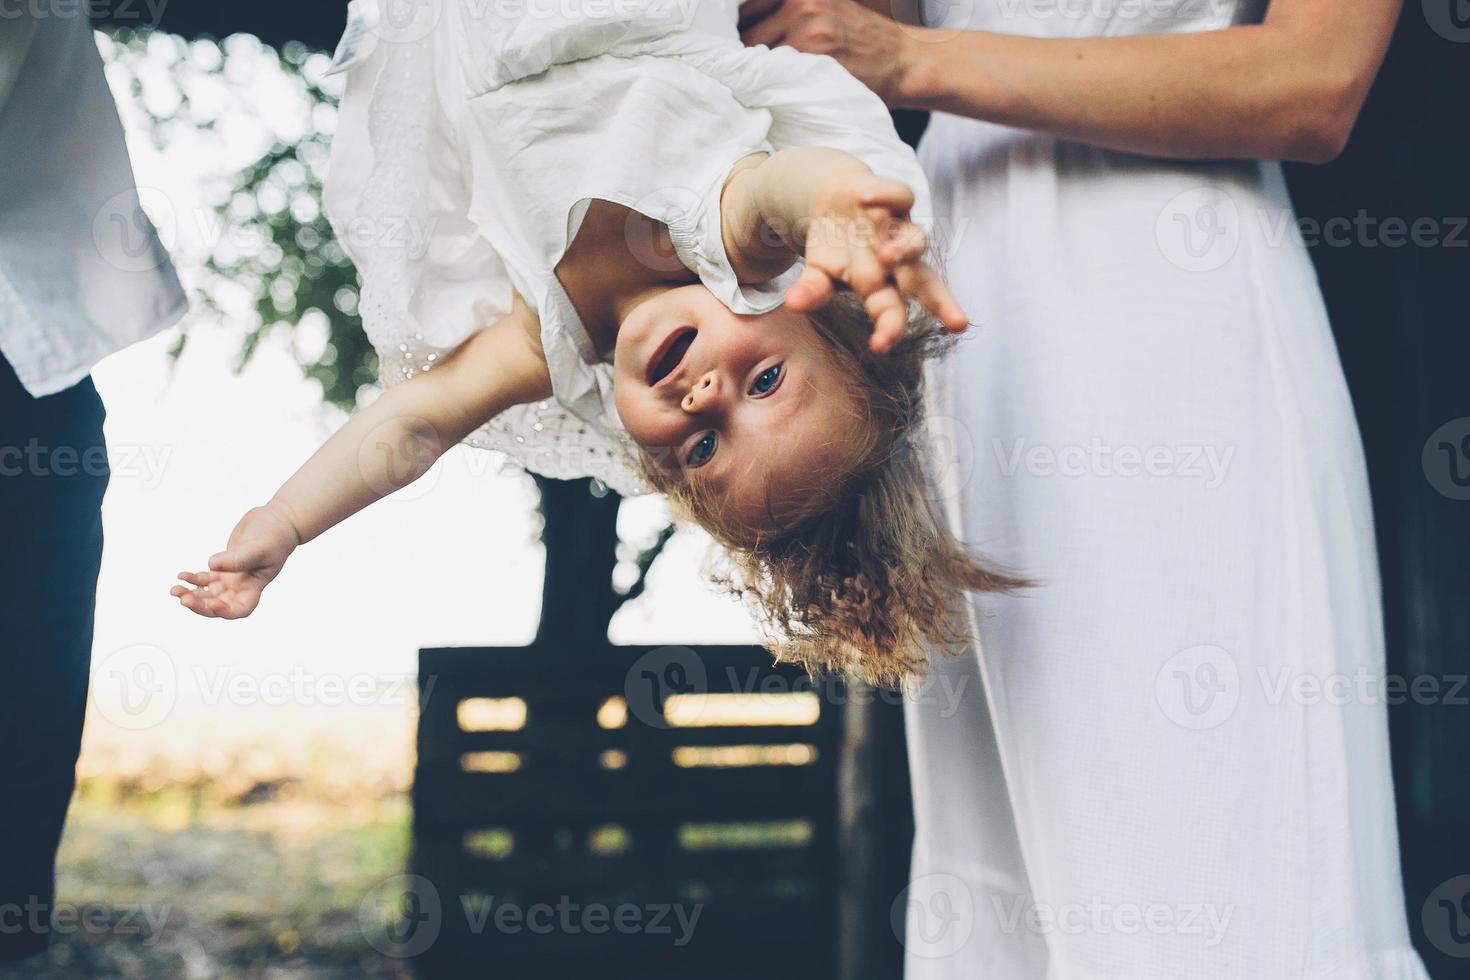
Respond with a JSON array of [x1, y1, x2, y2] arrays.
[[410, 644, 845, 979]]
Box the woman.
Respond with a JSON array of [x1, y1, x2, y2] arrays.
[[739, 1, 1427, 977]]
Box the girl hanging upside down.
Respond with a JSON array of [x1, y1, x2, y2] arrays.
[[172, 0, 1023, 680]]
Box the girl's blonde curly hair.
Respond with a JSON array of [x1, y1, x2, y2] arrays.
[[640, 288, 1027, 685]]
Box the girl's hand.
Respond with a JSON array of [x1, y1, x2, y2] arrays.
[[171, 503, 300, 619], [784, 170, 968, 354]]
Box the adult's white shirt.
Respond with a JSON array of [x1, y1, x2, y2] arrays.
[[0, 10, 185, 397]]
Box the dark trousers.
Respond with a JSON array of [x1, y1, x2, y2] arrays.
[[0, 352, 108, 963]]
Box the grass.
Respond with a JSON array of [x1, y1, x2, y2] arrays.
[[1, 778, 415, 980]]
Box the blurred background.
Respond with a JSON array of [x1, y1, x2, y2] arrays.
[[2, 2, 1467, 978]]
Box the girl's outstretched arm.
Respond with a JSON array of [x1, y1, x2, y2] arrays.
[[720, 147, 968, 352], [171, 296, 550, 619]]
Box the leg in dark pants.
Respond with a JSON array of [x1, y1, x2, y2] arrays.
[[0, 353, 108, 963]]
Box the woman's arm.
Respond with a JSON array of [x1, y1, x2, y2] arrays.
[[739, 0, 1401, 164]]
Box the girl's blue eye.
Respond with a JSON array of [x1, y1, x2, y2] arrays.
[[686, 432, 716, 468], [750, 364, 782, 396]]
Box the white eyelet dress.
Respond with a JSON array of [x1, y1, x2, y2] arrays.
[[322, 0, 933, 495], [902, 0, 1432, 977]]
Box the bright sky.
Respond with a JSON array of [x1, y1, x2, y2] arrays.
[[79, 30, 758, 785]]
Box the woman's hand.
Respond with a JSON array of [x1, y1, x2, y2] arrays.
[[739, 0, 917, 104], [787, 169, 968, 354], [171, 502, 300, 619]]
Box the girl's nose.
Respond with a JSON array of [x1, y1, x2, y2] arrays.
[[682, 371, 719, 412]]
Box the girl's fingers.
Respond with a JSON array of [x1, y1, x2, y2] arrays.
[[210, 544, 266, 572], [784, 265, 835, 312], [846, 249, 888, 298], [897, 262, 970, 333], [880, 221, 928, 269], [178, 589, 217, 618], [859, 178, 915, 214], [863, 285, 908, 354], [178, 569, 215, 587]]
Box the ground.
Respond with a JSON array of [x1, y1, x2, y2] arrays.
[[0, 779, 414, 980]]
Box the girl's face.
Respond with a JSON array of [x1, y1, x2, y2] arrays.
[[613, 284, 860, 528]]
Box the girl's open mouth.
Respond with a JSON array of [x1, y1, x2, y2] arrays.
[[647, 326, 696, 386]]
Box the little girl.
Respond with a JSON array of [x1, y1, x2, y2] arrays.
[[172, 0, 1020, 679]]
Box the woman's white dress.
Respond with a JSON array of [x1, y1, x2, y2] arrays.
[[904, 1, 1430, 977], [322, 0, 930, 496]]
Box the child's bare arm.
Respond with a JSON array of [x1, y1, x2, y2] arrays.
[[268, 295, 549, 545], [172, 296, 550, 619], [720, 146, 968, 353]]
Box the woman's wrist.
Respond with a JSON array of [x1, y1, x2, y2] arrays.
[[891, 28, 1001, 118], [890, 25, 945, 110]]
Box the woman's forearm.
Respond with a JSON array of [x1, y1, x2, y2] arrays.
[[895, 2, 1398, 163]]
